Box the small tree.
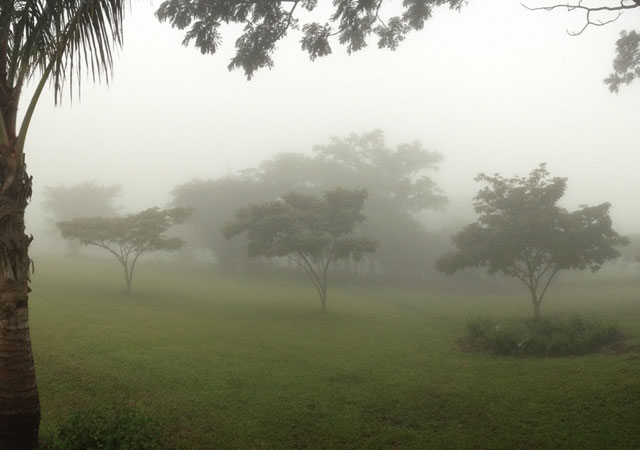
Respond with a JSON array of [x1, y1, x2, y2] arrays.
[[223, 188, 376, 312], [58, 207, 190, 294], [436, 164, 628, 319]]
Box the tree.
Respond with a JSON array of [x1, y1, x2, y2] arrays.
[[435, 164, 628, 319], [0, 2, 125, 447], [255, 131, 447, 280], [1, 1, 463, 445], [223, 188, 376, 312], [42, 182, 121, 221], [312, 130, 447, 280], [524, 1, 640, 91], [173, 131, 446, 280], [42, 181, 121, 254], [171, 176, 267, 272], [57, 208, 191, 294]]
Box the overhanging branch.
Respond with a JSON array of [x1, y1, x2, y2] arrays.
[[522, 1, 639, 35]]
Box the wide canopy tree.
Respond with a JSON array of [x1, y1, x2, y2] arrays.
[[223, 188, 376, 312], [58, 207, 190, 294], [436, 164, 628, 319]]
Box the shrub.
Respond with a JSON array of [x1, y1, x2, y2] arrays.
[[50, 406, 165, 450], [464, 315, 624, 357]]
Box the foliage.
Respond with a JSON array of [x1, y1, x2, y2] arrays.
[[0, 1, 126, 447], [605, 29, 640, 93], [177, 130, 445, 280], [436, 164, 628, 318], [43, 181, 122, 255], [49, 406, 164, 450], [223, 188, 376, 310], [312, 130, 447, 212], [524, 1, 639, 91], [155, 0, 466, 78], [42, 182, 121, 221], [171, 176, 267, 271], [57, 207, 190, 293], [465, 316, 624, 357]]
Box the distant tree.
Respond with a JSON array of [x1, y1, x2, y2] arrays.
[[42, 182, 121, 220], [42, 182, 121, 254], [58, 208, 191, 294], [171, 176, 267, 272], [256, 130, 447, 280], [524, 1, 640, 92], [223, 188, 376, 311], [312, 131, 447, 279], [173, 130, 446, 280], [313, 130, 447, 212], [436, 164, 628, 319]]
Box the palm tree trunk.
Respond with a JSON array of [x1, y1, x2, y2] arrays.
[[0, 165, 40, 450]]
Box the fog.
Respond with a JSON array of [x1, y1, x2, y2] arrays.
[[24, 0, 639, 239]]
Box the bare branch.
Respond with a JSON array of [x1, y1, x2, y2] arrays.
[[522, 1, 638, 35]]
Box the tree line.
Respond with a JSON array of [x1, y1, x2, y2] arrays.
[[47, 133, 630, 321]]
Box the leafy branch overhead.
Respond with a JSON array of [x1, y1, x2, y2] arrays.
[[155, 0, 465, 78]]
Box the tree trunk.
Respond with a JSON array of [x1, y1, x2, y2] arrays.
[[319, 280, 327, 313], [124, 264, 132, 295], [531, 292, 541, 321], [0, 164, 40, 450]]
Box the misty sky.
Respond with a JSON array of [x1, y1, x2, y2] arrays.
[[24, 0, 640, 234]]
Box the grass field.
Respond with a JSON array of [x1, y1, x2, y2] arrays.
[[29, 255, 640, 449]]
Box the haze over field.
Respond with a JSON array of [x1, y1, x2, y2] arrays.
[[24, 0, 639, 235], [3, 1, 640, 448]]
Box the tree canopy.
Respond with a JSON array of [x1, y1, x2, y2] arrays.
[[223, 188, 376, 311], [42, 181, 121, 221], [58, 207, 191, 294], [436, 164, 628, 319], [172, 130, 445, 280]]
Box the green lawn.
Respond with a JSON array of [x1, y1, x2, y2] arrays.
[[30, 256, 640, 449]]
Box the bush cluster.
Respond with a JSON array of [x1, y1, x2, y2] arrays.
[[44, 406, 165, 450], [465, 315, 624, 357]]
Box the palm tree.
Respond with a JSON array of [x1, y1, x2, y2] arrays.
[[0, 2, 125, 448]]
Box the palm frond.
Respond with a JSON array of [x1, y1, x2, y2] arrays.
[[3, 0, 126, 103]]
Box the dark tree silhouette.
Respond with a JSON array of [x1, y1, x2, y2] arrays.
[[58, 208, 190, 294], [223, 188, 376, 311], [436, 164, 628, 319]]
